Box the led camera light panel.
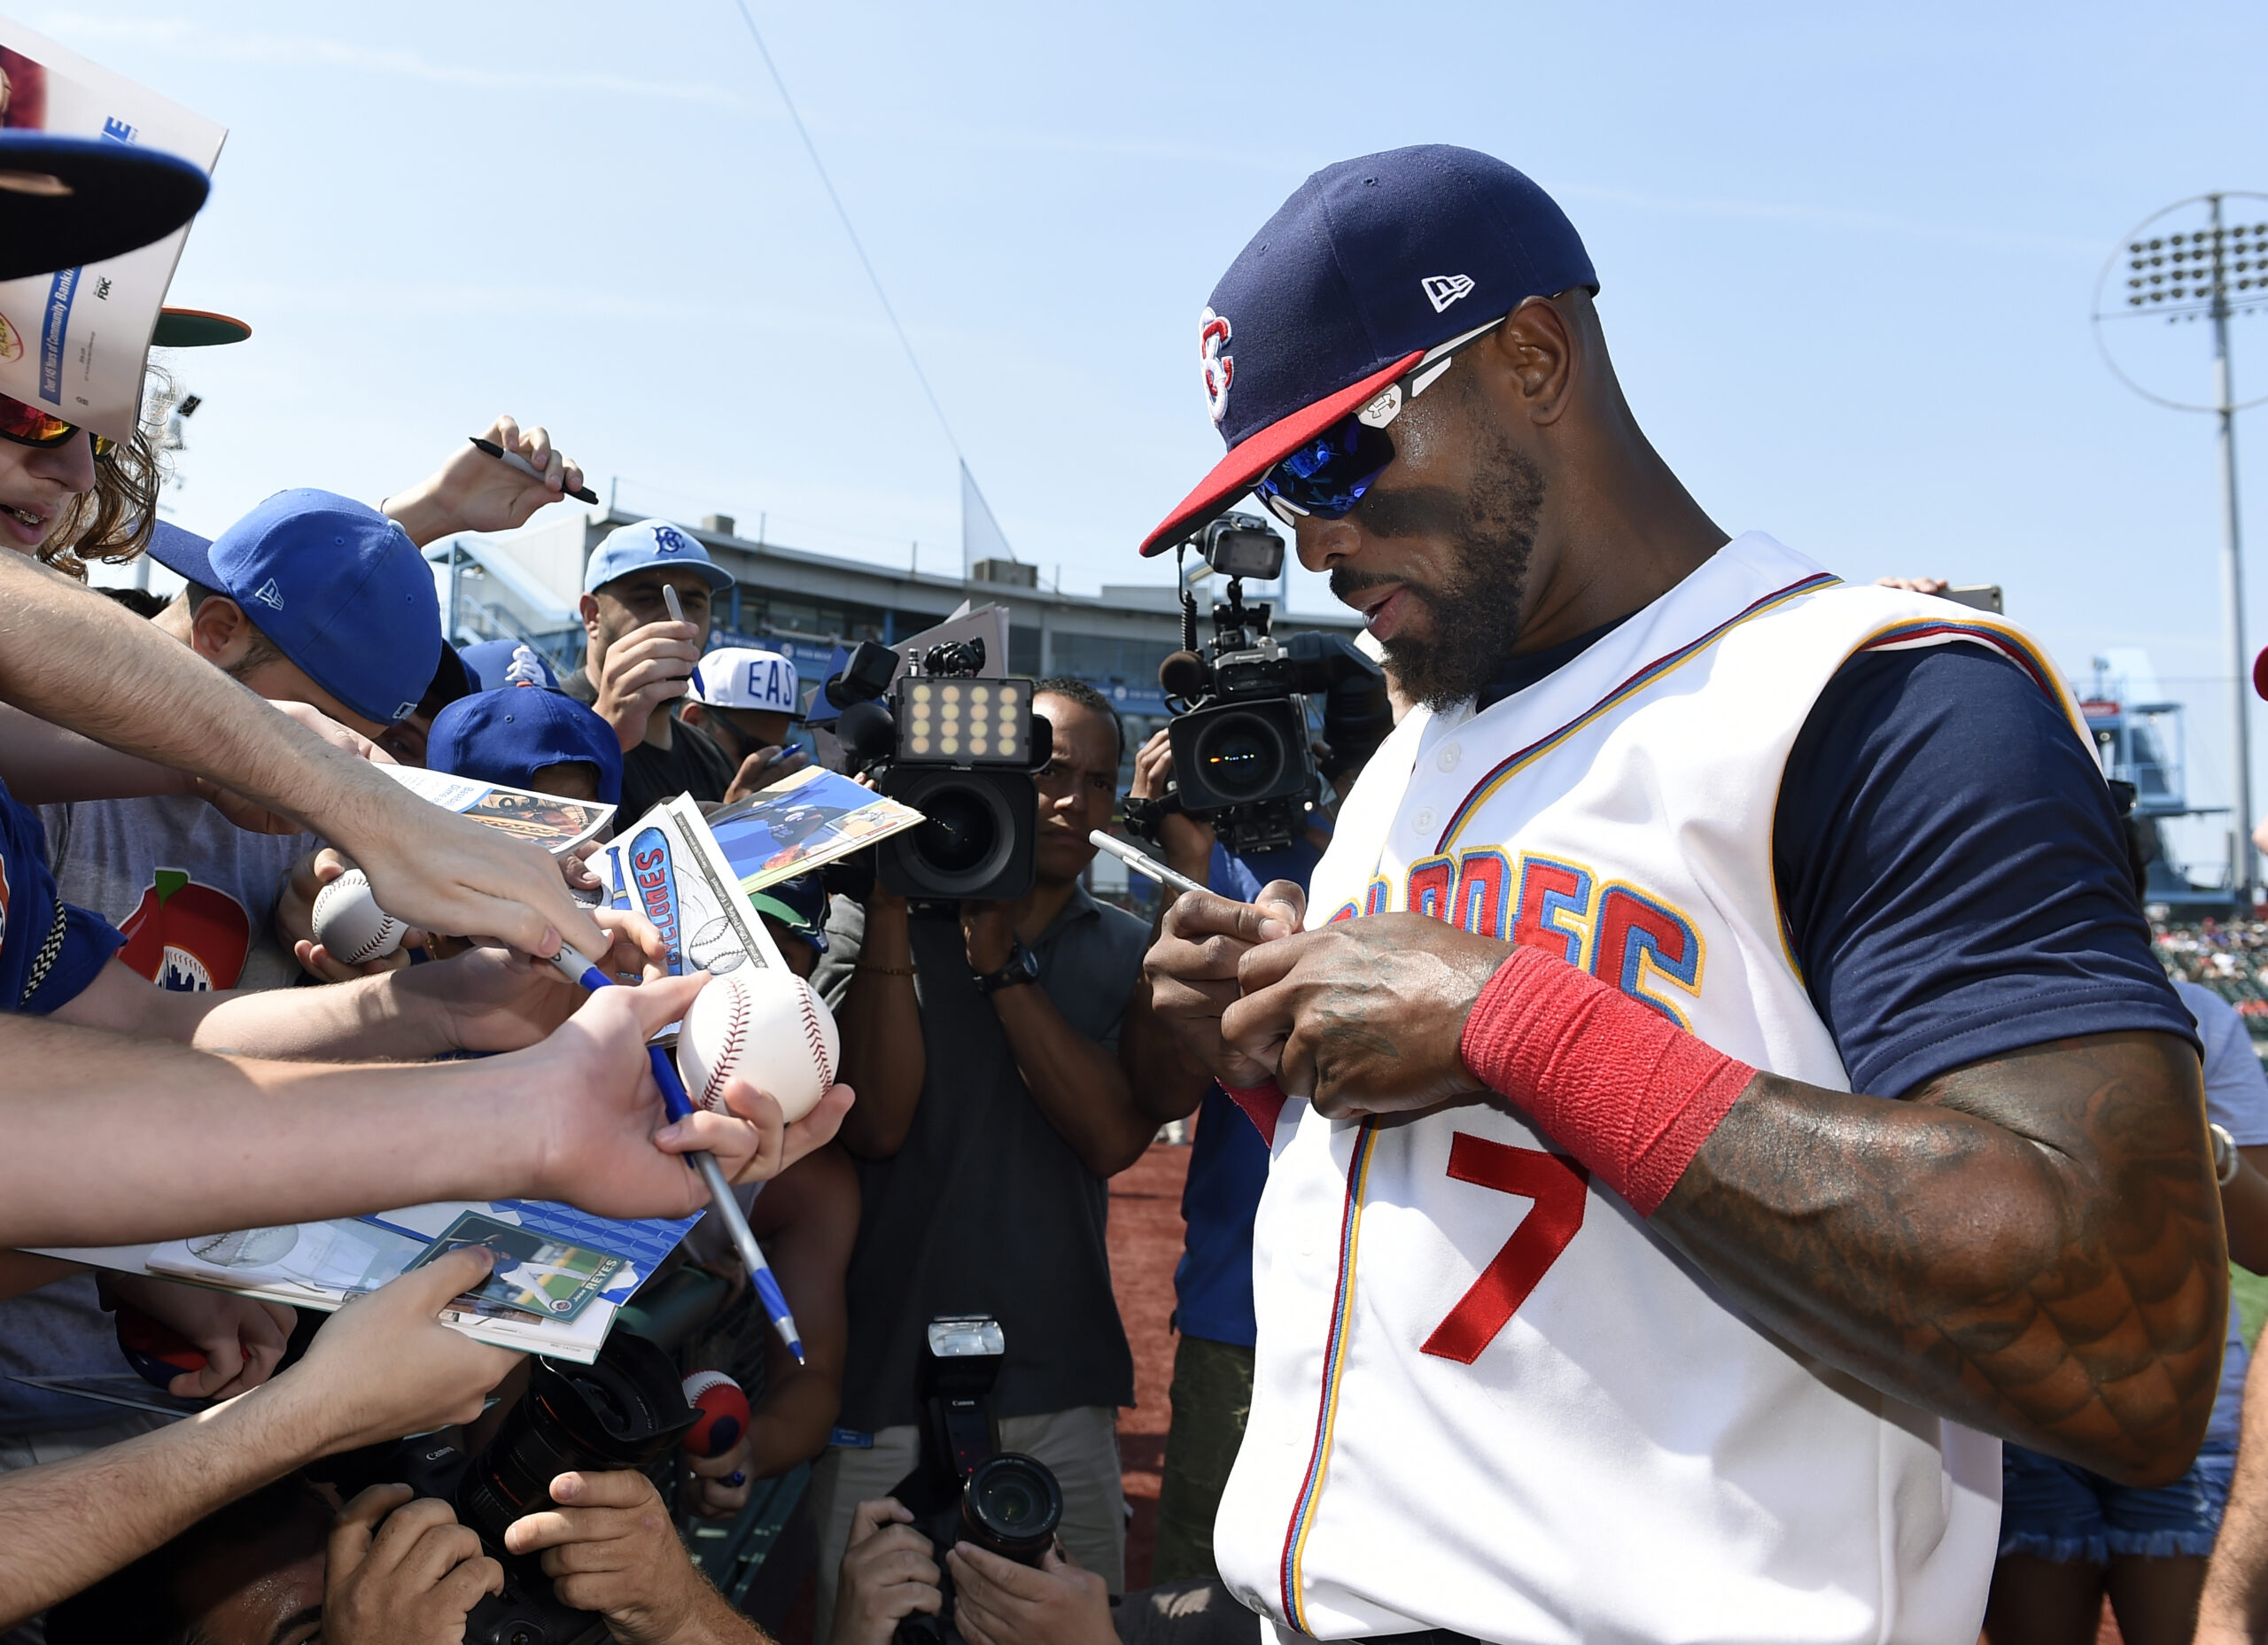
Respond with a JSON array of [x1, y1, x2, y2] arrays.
[[896, 676, 1035, 765]]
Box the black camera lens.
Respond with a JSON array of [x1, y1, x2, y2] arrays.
[[887, 768, 1027, 899], [453, 1333, 695, 1552], [916, 781, 1001, 876], [959, 1454, 1062, 1564], [1192, 711, 1287, 803]]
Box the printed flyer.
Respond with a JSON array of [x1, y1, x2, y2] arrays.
[[0, 18, 227, 441]]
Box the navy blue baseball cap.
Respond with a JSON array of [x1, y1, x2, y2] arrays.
[[149, 490, 441, 726], [1139, 145, 1596, 556], [458, 636, 560, 691], [582, 518, 733, 596], [0, 132, 210, 283], [425, 687, 624, 808]]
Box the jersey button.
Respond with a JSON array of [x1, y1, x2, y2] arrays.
[[1436, 743, 1462, 772], [1412, 806, 1437, 834]]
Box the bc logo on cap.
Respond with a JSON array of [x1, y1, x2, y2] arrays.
[[1200, 308, 1234, 427], [652, 525, 689, 555]]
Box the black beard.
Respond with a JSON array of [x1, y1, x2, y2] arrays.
[[1337, 431, 1545, 711]]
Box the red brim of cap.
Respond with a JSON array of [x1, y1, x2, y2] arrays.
[[2256, 646, 2268, 701], [1137, 351, 1422, 557]]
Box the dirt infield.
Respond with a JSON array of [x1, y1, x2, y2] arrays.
[[1108, 1137, 1192, 1590]]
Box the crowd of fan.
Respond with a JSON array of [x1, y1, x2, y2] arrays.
[[0, 342, 1298, 1644]]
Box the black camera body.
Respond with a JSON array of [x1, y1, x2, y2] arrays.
[[315, 1332, 696, 1645], [826, 640, 1052, 904], [1152, 515, 1383, 855], [889, 1316, 1064, 1645]]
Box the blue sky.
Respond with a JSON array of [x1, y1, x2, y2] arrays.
[[50, 1, 2268, 873]]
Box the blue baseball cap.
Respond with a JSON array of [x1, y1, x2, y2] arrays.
[[1139, 145, 1596, 555], [458, 637, 560, 691], [425, 687, 624, 808], [0, 132, 210, 283], [582, 518, 734, 596], [148, 490, 440, 726]]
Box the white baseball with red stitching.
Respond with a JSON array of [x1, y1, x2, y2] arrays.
[[673, 968, 839, 1124], [310, 869, 406, 963]]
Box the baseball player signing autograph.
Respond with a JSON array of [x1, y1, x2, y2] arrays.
[[1141, 147, 2218, 1643]]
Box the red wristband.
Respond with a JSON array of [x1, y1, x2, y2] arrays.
[[1457, 945, 1754, 1215], [1223, 1079, 1288, 1147]]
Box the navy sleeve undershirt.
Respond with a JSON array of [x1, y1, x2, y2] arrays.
[[1774, 644, 2196, 1099]]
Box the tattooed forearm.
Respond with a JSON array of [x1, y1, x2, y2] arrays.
[[1655, 1030, 2225, 1485]]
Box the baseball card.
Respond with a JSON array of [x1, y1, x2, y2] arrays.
[[372, 764, 615, 856], [597, 795, 788, 1015], [707, 764, 924, 890], [407, 1212, 626, 1323]]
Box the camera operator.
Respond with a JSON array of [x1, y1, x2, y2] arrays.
[[811, 679, 1209, 1633], [562, 519, 743, 821]]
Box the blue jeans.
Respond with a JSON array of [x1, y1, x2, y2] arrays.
[[1999, 1440, 2238, 1564]]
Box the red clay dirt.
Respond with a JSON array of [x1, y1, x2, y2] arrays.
[[1109, 1137, 1192, 1591]]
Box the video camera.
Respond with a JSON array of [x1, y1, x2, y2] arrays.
[[314, 1331, 695, 1645], [888, 1315, 1064, 1645], [1136, 514, 1385, 855], [824, 637, 1053, 903]]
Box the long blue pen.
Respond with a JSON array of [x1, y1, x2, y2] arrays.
[[548, 946, 805, 1363]]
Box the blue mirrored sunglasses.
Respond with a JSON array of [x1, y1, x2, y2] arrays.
[[1255, 314, 1509, 527]]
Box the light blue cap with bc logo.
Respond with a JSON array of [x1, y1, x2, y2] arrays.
[[581, 517, 734, 596]]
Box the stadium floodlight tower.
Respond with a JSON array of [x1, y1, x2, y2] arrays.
[[2095, 193, 2268, 906]]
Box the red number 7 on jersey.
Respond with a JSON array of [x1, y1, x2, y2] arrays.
[[1420, 1134, 1589, 1364]]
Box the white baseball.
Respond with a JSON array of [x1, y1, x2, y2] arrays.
[[674, 968, 839, 1124], [310, 869, 406, 963]]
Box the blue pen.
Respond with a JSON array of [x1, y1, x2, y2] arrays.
[[549, 946, 805, 1364]]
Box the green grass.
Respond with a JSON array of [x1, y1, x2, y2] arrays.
[[2234, 1263, 2268, 1347]]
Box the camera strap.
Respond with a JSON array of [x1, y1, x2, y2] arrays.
[[1121, 791, 1185, 848]]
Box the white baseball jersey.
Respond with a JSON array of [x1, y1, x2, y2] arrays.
[[1216, 533, 2085, 1644]]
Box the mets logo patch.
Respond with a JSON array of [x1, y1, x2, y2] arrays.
[[1200, 308, 1234, 427]]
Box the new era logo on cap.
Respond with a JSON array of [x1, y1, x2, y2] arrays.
[[1422, 274, 1475, 313], [249, 578, 284, 611]]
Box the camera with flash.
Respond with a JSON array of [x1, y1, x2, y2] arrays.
[[825, 639, 1052, 903]]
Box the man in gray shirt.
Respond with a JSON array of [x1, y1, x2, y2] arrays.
[[807, 679, 1211, 1636]]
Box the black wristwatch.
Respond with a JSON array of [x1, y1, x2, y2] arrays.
[[974, 941, 1041, 997]]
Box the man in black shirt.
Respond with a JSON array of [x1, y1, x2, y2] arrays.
[[559, 518, 738, 822], [807, 679, 1211, 1638]]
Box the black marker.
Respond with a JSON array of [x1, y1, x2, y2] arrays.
[[468, 436, 600, 504]]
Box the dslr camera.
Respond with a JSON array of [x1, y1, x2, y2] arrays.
[[889, 1315, 1064, 1645], [1138, 513, 1384, 855], [314, 1331, 695, 1645], [824, 638, 1052, 904]]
